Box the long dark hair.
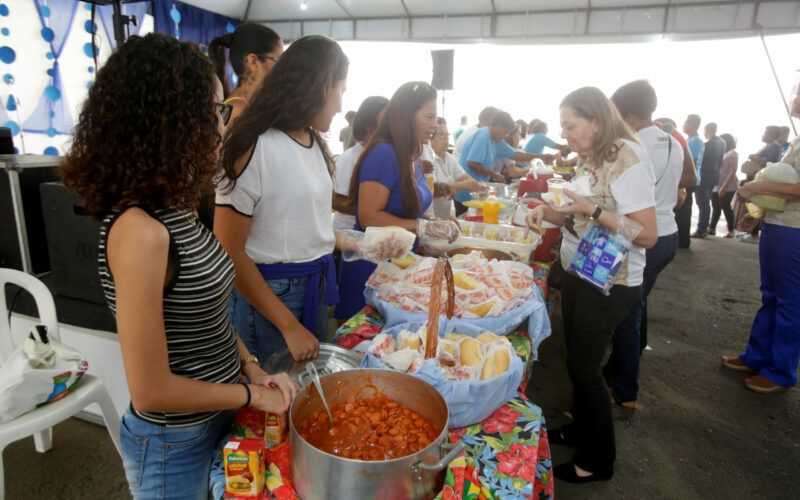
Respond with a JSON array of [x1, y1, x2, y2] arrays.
[[208, 22, 282, 97], [219, 35, 348, 189], [60, 33, 220, 219], [352, 95, 389, 143], [347, 81, 437, 219]]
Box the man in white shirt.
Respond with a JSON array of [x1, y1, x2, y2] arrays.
[[425, 117, 484, 218], [604, 80, 684, 409], [454, 106, 498, 160]]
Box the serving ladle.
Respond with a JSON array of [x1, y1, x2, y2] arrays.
[[305, 362, 334, 430]]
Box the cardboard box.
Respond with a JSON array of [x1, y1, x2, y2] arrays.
[[223, 438, 266, 497], [264, 412, 287, 448]]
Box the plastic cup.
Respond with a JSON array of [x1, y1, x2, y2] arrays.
[[425, 172, 435, 192], [547, 178, 567, 204]]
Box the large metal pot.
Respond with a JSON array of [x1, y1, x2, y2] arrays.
[[290, 369, 463, 500]]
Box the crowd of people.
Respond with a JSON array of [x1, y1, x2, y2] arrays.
[[54, 22, 799, 496]]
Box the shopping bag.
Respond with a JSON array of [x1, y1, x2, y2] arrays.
[[0, 325, 89, 423], [567, 217, 642, 295]]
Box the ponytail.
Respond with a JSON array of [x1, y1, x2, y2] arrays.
[[208, 32, 234, 97]]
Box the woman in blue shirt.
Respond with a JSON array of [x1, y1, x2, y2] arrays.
[[335, 81, 459, 320]]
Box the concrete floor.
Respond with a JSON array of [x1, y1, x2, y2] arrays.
[[3, 233, 799, 499]]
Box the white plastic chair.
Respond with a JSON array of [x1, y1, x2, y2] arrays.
[[0, 268, 121, 499]]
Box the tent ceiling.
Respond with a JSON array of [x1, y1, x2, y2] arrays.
[[183, 0, 800, 43]]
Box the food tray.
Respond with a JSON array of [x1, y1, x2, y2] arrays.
[[448, 221, 542, 262]]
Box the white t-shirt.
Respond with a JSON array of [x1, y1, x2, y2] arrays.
[[332, 142, 364, 232], [637, 125, 682, 237], [431, 150, 468, 218], [560, 139, 656, 287], [215, 129, 336, 264], [454, 125, 479, 160]]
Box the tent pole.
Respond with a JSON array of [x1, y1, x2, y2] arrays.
[[756, 27, 797, 135]]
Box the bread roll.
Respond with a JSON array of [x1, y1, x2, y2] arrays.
[[476, 331, 499, 344], [454, 272, 481, 290], [444, 333, 467, 342], [459, 338, 484, 367], [401, 336, 421, 351], [480, 347, 510, 380], [392, 254, 417, 269], [468, 301, 494, 317]]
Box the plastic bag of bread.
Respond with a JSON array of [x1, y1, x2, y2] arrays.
[[383, 348, 419, 372], [363, 226, 416, 260], [368, 333, 396, 357]]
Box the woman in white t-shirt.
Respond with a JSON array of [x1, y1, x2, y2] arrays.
[[332, 95, 389, 232], [526, 87, 657, 484], [215, 36, 352, 364]]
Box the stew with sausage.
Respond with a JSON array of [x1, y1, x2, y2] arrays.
[[298, 395, 440, 461]]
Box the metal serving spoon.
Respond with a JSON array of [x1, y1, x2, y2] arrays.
[[305, 362, 334, 430]]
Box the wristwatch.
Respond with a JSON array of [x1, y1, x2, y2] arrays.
[[588, 205, 602, 221], [240, 354, 259, 369]]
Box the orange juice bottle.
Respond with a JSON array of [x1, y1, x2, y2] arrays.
[[483, 190, 500, 225]]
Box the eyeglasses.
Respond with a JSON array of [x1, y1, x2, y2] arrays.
[[215, 102, 233, 126], [258, 54, 279, 63]]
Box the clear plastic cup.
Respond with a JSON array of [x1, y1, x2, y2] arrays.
[[546, 178, 567, 204]]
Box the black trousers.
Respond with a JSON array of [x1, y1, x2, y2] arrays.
[[560, 272, 641, 472], [675, 187, 694, 248], [710, 191, 735, 232]]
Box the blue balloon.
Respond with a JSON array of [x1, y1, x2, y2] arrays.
[[5, 94, 13, 111], [226, 23, 235, 33], [0, 46, 15, 63], [4, 120, 19, 135], [40, 5, 50, 18], [0, 5, 8, 17], [46, 127, 56, 137], [3, 73, 12, 84], [44, 146, 59, 156], [85, 3, 92, 10], [46, 52, 54, 60], [44, 85, 61, 102], [84, 20, 96, 34], [41, 27, 54, 42], [83, 43, 98, 58], [1, 28, 8, 36], [46, 68, 54, 76], [88, 66, 94, 73], [86, 80, 93, 89], [170, 7, 181, 24], [49, 110, 54, 118], [13, 146, 17, 153]]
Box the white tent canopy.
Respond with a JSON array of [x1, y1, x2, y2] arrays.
[[182, 0, 800, 43]]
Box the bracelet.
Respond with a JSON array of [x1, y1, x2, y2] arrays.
[[588, 205, 602, 221], [240, 383, 251, 408]]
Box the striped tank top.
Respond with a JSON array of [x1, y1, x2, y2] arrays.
[[97, 208, 241, 427]]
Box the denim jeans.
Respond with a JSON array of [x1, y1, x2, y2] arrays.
[[740, 223, 800, 387], [604, 232, 678, 402], [695, 185, 713, 234], [560, 272, 641, 473], [229, 275, 328, 365], [120, 408, 232, 499]]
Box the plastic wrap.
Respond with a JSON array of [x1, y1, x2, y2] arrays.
[[567, 216, 643, 295], [750, 162, 800, 212]]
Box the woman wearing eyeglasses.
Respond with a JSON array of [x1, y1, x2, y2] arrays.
[[208, 22, 282, 128], [60, 33, 298, 499]]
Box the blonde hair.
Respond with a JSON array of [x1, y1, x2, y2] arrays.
[[560, 86, 640, 165]]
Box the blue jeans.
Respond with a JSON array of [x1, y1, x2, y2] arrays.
[[229, 276, 328, 365], [120, 408, 232, 499], [605, 232, 678, 401], [695, 185, 713, 234], [740, 223, 800, 387]]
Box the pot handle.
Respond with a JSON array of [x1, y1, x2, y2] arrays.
[[410, 441, 465, 482]]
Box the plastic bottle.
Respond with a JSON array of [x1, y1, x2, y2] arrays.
[[483, 189, 500, 225]]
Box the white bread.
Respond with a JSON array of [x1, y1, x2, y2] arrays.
[[459, 337, 484, 367], [480, 347, 510, 380]]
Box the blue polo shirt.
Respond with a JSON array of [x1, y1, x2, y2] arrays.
[[456, 127, 515, 202], [687, 134, 704, 186], [523, 133, 557, 154]]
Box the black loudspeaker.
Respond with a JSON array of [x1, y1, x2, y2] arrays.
[[431, 49, 454, 90], [39, 182, 107, 304], [0, 127, 13, 154]]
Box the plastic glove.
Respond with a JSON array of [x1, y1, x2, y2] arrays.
[[417, 219, 460, 243], [339, 227, 415, 263]]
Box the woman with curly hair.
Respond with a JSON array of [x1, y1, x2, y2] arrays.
[[215, 35, 359, 364], [59, 33, 297, 499], [526, 87, 657, 483]]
